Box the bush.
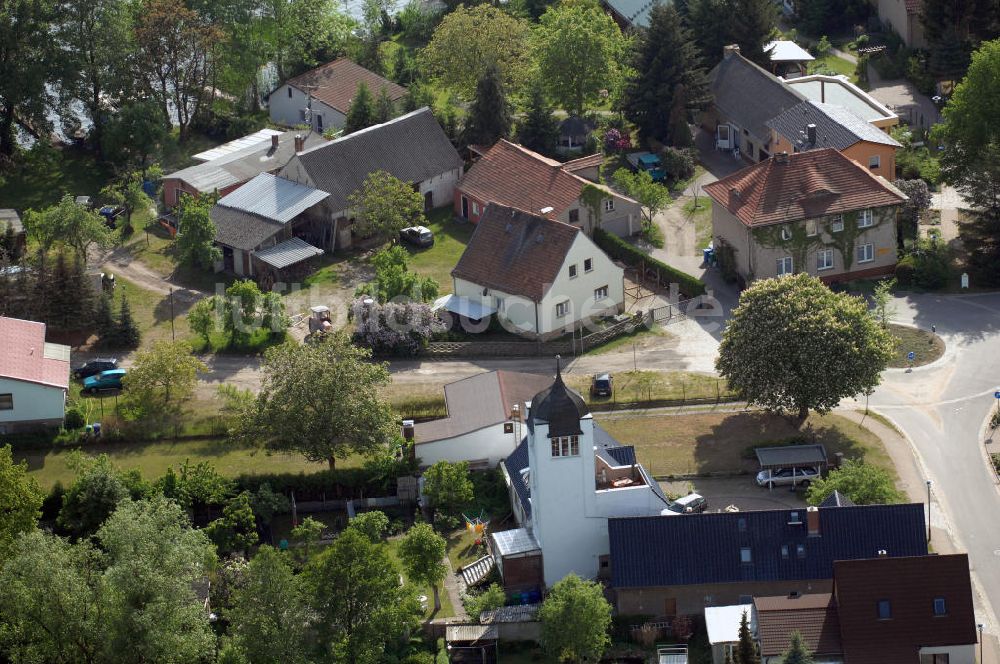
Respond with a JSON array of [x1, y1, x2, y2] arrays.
[[898, 238, 951, 290], [593, 228, 706, 297], [659, 146, 696, 183], [397, 0, 441, 44], [352, 299, 443, 356], [232, 466, 407, 502], [63, 407, 86, 430]]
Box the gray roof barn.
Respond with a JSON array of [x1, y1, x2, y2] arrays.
[[210, 206, 284, 252], [279, 108, 462, 211], [710, 49, 806, 143], [766, 100, 902, 151], [216, 173, 329, 223]]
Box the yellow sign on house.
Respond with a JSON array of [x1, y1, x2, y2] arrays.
[[877, 247, 892, 256]]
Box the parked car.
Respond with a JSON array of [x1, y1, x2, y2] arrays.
[[756, 466, 820, 489], [74, 358, 119, 380], [399, 225, 434, 248], [591, 373, 613, 397], [665, 492, 708, 514], [83, 368, 127, 394], [99, 205, 125, 229], [625, 152, 666, 182]]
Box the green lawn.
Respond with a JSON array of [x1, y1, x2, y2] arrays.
[[598, 411, 896, 479], [809, 52, 858, 83], [888, 323, 944, 368], [386, 536, 457, 620], [17, 438, 327, 489], [0, 146, 113, 210], [405, 206, 475, 294], [565, 370, 733, 406], [116, 276, 195, 345], [682, 196, 714, 251]]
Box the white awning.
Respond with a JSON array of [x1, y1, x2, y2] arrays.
[[432, 294, 497, 319], [253, 237, 323, 269], [705, 604, 753, 645], [765, 40, 815, 63]]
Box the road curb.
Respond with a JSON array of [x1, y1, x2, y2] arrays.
[[883, 322, 951, 373]]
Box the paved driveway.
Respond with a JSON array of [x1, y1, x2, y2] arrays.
[[661, 476, 807, 512]]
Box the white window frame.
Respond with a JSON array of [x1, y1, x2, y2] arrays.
[[817, 248, 834, 271], [830, 216, 844, 232], [604, 198, 615, 212], [0, 393, 11, 410], [777, 256, 793, 276], [858, 209, 875, 227], [550, 435, 580, 457], [594, 285, 609, 300], [780, 226, 792, 241], [568, 264, 578, 279], [857, 242, 874, 263], [472, 202, 480, 216], [869, 155, 880, 169], [556, 301, 570, 318], [584, 258, 593, 272], [805, 219, 818, 237]]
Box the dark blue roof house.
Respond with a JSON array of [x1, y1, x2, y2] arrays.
[[608, 502, 927, 616]]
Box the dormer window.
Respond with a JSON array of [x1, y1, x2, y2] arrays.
[[740, 547, 752, 564], [780, 227, 792, 241], [551, 435, 580, 457]]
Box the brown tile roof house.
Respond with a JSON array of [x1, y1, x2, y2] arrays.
[[703, 148, 906, 228], [754, 593, 843, 660], [414, 370, 553, 444], [833, 554, 978, 664], [284, 58, 407, 114], [457, 140, 624, 221], [451, 204, 581, 302]]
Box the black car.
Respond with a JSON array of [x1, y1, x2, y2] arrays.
[[74, 358, 118, 380], [591, 373, 613, 397], [399, 225, 434, 248]]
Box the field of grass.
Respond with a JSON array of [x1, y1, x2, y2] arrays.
[[682, 196, 714, 251], [386, 536, 457, 620], [809, 52, 858, 83], [17, 438, 329, 489], [598, 410, 895, 478], [583, 326, 669, 356], [565, 370, 732, 406], [0, 146, 113, 210], [116, 276, 195, 345], [888, 323, 945, 368], [405, 207, 474, 294]]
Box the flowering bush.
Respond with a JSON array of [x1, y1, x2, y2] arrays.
[[352, 299, 445, 356], [603, 128, 631, 153]]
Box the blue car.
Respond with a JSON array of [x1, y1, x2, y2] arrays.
[[83, 368, 127, 394]]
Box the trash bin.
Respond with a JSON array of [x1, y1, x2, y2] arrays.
[[703, 247, 715, 265]]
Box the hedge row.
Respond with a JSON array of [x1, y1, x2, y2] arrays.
[[593, 228, 706, 297], [233, 467, 400, 502]]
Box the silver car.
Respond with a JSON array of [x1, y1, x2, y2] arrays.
[[756, 466, 819, 489]]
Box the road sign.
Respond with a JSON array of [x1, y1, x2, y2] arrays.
[[994, 391, 1000, 400], [907, 351, 916, 361]]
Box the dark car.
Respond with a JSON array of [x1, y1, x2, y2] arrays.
[[399, 225, 434, 248], [74, 358, 118, 380], [590, 373, 613, 397], [99, 205, 125, 229]]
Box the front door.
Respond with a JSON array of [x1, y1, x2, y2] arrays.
[[664, 598, 677, 617], [424, 191, 433, 212], [461, 195, 469, 219], [716, 124, 731, 149]]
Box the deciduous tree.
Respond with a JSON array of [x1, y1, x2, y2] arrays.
[[539, 573, 612, 663], [806, 459, 904, 505], [348, 510, 390, 543], [356, 245, 439, 302], [533, 0, 630, 116], [0, 445, 44, 559], [614, 169, 672, 226], [22, 194, 112, 256], [176, 195, 221, 270], [205, 491, 258, 554], [234, 331, 398, 468], [121, 341, 207, 429], [420, 5, 531, 100], [716, 273, 896, 421], [344, 81, 377, 134], [57, 454, 131, 540], [892, 179, 932, 249], [622, 4, 710, 143], [421, 460, 473, 519], [399, 523, 447, 611], [349, 170, 425, 240], [463, 63, 512, 147]]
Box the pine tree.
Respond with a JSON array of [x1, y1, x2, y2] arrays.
[[344, 82, 376, 134], [728, 0, 778, 68], [374, 86, 396, 124], [95, 292, 115, 343], [47, 252, 74, 331], [31, 250, 51, 324], [781, 631, 814, 664], [622, 4, 710, 143], [402, 82, 435, 113], [689, 0, 730, 67], [72, 255, 95, 330], [10, 257, 33, 320], [463, 63, 512, 147], [0, 253, 14, 316], [517, 82, 559, 156], [736, 609, 759, 664], [115, 290, 141, 348], [1, 223, 15, 260]]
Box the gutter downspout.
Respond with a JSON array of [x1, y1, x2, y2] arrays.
[[534, 301, 540, 339]]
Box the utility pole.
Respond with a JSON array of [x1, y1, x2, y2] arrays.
[[169, 288, 175, 340]]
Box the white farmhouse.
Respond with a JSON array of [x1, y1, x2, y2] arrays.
[[492, 366, 671, 591], [445, 205, 625, 340], [0, 317, 70, 433], [268, 58, 407, 134]]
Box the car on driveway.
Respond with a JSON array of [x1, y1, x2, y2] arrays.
[[399, 225, 434, 248], [665, 492, 708, 513], [74, 358, 118, 380], [83, 368, 127, 394], [756, 466, 819, 489]]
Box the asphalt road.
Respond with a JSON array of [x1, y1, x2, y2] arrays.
[[864, 293, 1000, 632]]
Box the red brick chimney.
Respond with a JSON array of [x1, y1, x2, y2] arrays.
[[271, 134, 279, 150], [294, 134, 304, 153], [807, 505, 820, 537]]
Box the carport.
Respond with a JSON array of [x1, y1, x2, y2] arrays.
[[755, 444, 828, 488]]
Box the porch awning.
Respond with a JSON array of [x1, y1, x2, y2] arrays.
[[252, 237, 323, 270], [432, 294, 497, 319]]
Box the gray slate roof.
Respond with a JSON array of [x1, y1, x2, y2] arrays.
[[254, 236, 323, 269], [766, 100, 902, 151], [279, 108, 462, 212], [756, 444, 829, 469], [819, 490, 856, 507], [710, 52, 806, 143], [165, 130, 326, 193], [603, 0, 665, 28], [211, 206, 284, 251], [217, 173, 329, 223]]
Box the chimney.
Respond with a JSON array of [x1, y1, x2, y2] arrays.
[[806, 123, 817, 145], [401, 419, 414, 441], [820, 80, 825, 103], [271, 134, 279, 149], [775, 151, 789, 163], [723, 44, 741, 59], [294, 134, 304, 152], [806, 505, 820, 537]]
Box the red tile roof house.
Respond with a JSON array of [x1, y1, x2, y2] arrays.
[[447, 204, 625, 340], [267, 58, 407, 134], [0, 317, 71, 433], [703, 148, 907, 286], [454, 140, 642, 238]]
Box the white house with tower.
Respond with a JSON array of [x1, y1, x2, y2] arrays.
[[490, 364, 672, 593]]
